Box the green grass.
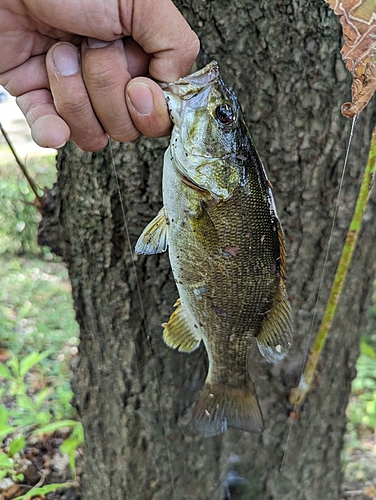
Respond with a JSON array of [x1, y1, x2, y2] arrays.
[[0, 144, 79, 355], [0, 144, 81, 491], [0, 146, 79, 418], [0, 257, 78, 355], [342, 306, 376, 492], [346, 292, 376, 441], [0, 256, 79, 424]]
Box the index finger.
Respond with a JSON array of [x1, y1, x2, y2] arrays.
[[123, 0, 200, 82]]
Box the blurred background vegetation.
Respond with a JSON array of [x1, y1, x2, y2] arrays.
[[0, 139, 83, 497], [0, 117, 375, 496]]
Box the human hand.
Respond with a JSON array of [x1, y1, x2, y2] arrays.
[[0, 0, 199, 151]]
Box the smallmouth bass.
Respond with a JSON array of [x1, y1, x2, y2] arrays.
[[135, 61, 293, 437]]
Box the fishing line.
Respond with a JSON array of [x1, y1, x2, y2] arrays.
[[273, 115, 357, 499], [108, 139, 177, 499]]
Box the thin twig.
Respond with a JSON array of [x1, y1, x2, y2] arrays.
[[0, 120, 45, 209], [290, 124, 376, 406]]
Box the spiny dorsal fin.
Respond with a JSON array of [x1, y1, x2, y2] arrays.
[[163, 299, 201, 352], [135, 207, 169, 255], [256, 221, 293, 363], [192, 381, 264, 437]]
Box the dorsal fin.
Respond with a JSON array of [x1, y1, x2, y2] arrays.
[[256, 220, 293, 363], [163, 299, 201, 352], [135, 207, 169, 255]]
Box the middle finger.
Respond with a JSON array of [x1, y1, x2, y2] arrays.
[[81, 38, 139, 142], [46, 42, 108, 151]]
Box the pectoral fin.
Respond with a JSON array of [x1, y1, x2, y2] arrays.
[[256, 222, 293, 363], [135, 207, 169, 255], [163, 298, 201, 352]]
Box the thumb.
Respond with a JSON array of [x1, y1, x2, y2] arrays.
[[124, 0, 199, 82]]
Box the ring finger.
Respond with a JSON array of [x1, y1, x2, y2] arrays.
[[46, 42, 108, 151]]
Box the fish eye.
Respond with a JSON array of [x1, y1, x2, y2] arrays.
[[215, 104, 234, 125]]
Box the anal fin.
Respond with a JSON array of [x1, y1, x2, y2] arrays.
[[163, 298, 201, 353], [135, 207, 169, 255], [192, 381, 264, 437]]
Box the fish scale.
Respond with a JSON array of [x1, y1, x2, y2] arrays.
[[135, 61, 293, 437]]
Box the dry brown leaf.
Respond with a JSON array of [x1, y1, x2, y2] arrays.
[[326, 0, 376, 117], [0, 484, 30, 500], [363, 485, 376, 497], [22, 496, 45, 500], [0, 349, 11, 363]]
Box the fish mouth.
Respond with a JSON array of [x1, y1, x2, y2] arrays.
[[160, 61, 220, 99], [161, 61, 220, 125]]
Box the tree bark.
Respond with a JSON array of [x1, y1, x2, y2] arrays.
[[40, 1, 376, 499]]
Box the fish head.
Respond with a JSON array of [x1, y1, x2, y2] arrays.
[[161, 61, 247, 201]]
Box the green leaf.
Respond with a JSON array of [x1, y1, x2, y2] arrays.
[[60, 424, 84, 457], [0, 453, 13, 468], [13, 482, 76, 500], [9, 435, 26, 456], [360, 341, 376, 358], [15, 394, 34, 412], [0, 427, 14, 440], [33, 420, 79, 435], [19, 350, 53, 378], [35, 411, 52, 425], [34, 387, 51, 409], [366, 399, 376, 414], [363, 377, 376, 390], [60, 423, 84, 478], [7, 355, 19, 377], [0, 404, 10, 426], [0, 363, 12, 379]]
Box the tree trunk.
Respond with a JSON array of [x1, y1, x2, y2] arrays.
[[40, 1, 376, 499]]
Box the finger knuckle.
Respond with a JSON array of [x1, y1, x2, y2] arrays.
[[85, 67, 124, 94], [56, 93, 91, 117], [112, 128, 140, 142]]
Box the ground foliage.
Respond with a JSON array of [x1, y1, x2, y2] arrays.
[[0, 151, 82, 499], [0, 257, 82, 500]]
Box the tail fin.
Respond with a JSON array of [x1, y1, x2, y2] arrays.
[[192, 381, 264, 437]]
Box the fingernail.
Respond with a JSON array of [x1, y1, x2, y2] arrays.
[[87, 38, 112, 49], [127, 83, 154, 115], [52, 44, 79, 76]]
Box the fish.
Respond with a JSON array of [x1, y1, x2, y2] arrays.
[[135, 61, 293, 437]]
